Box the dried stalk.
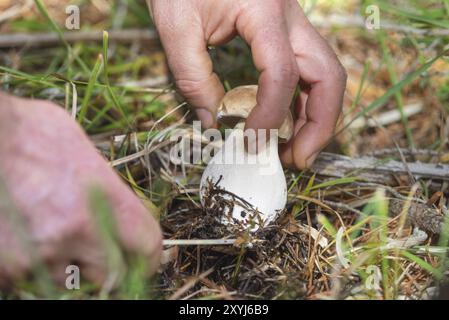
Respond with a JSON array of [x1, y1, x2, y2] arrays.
[[162, 239, 236, 246], [0, 29, 159, 48], [312, 152, 449, 184]]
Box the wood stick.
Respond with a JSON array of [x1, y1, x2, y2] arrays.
[[311, 152, 449, 184], [348, 102, 423, 129], [0, 29, 159, 48]]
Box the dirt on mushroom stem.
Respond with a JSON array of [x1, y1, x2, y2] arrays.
[[201, 176, 271, 233]]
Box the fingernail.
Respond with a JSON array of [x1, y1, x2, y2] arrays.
[[305, 151, 320, 168], [196, 108, 214, 129]]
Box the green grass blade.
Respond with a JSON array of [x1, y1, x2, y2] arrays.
[[78, 54, 104, 124], [378, 31, 415, 148], [102, 31, 131, 129], [88, 186, 125, 299], [348, 60, 370, 115], [288, 171, 304, 193], [33, 0, 89, 74], [437, 215, 449, 278], [34, 0, 69, 47], [309, 177, 359, 192], [364, 189, 392, 299], [378, 2, 449, 29], [401, 250, 444, 280], [317, 214, 337, 237], [302, 173, 316, 196]]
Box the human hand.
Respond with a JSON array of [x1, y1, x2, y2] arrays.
[[147, 0, 346, 168], [0, 92, 162, 288]]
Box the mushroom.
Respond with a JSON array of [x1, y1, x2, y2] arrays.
[[199, 85, 293, 232]]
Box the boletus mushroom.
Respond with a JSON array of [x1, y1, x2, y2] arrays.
[[199, 85, 293, 232]]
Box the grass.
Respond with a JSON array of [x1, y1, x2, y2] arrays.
[[378, 31, 415, 148], [338, 48, 448, 134], [1, 0, 449, 300], [78, 53, 103, 124]]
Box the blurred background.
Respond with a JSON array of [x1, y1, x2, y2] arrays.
[[0, 0, 448, 300]]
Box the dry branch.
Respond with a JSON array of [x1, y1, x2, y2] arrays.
[[309, 13, 449, 36], [0, 29, 159, 48], [312, 152, 449, 184]]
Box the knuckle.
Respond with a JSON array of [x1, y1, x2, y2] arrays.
[[175, 77, 205, 100]]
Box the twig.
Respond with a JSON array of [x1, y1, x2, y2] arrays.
[[312, 152, 449, 184], [356, 182, 426, 203], [109, 139, 172, 167], [348, 102, 423, 129], [168, 268, 214, 300], [162, 239, 237, 246], [322, 199, 365, 216], [367, 148, 443, 157]]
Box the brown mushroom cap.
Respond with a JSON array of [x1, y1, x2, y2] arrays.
[[216, 85, 294, 142]]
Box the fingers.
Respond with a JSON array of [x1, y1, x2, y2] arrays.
[[100, 165, 163, 277], [113, 191, 163, 276], [292, 70, 346, 169], [281, 1, 347, 169], [150, 1, 224, 128], [150, 0, 345, 169], [235, 1, 299, 134]]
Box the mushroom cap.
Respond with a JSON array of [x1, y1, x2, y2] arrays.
[[217, 85, 294, 142]]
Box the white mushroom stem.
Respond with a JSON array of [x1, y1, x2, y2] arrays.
[[200, 123, 287, 231], [199, 85, 292, 232]]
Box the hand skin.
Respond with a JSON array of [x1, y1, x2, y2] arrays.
[[148, 0, 347, 168], [0, 92, 162, 289]]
